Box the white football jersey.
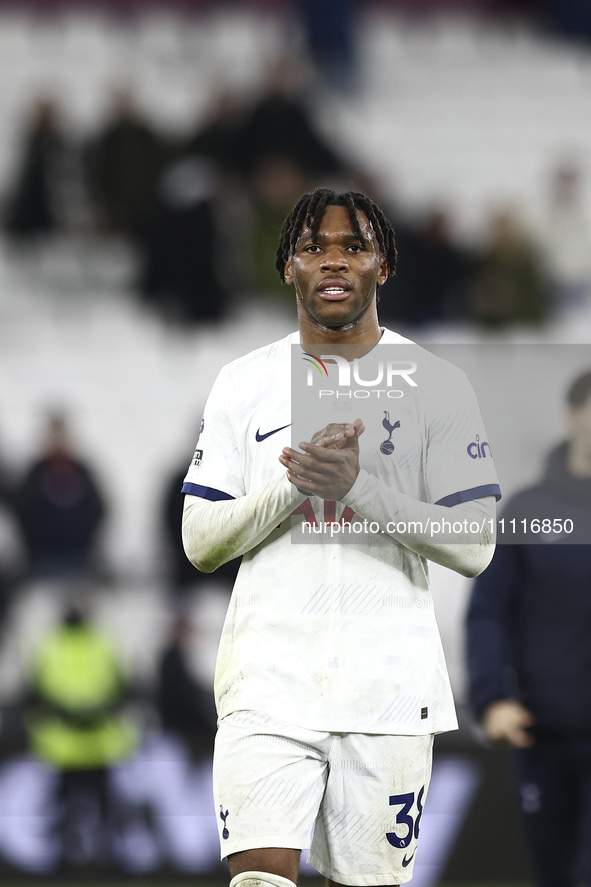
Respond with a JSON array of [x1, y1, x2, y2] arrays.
[[183, 330, 500, 735]]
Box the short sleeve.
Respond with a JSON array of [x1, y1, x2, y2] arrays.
[[424, 364, 501, 507], [182, 369, 245, 501]]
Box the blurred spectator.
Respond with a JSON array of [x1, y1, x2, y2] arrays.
[[156, 615, 216, 759], [162, 460, 239, 595], [467, 210, 547, 327], [531, 162, 591, 314], [466, 369, 591, 887], [0, 433, 23, 624], [4, 98, 69, 240], [0, 437, 12, 506], [249, 155, 313, 302], [26, 603, 138, 872], [182, 89, 243, 175], [135, 158, 230, 324], [296, 0, 359, 93], [543, 0, 591, 41], [14, 413, 107, 582], [236, 59, 349, 183], [85, 87, 167, 236], [380, 206, 473, 326]]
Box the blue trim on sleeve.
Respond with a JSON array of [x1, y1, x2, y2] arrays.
[[435, 484, 502, 508], [181, 482, 235, 501]]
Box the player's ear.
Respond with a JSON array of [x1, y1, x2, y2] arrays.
[[284, 260, 294, 285], [377, 255, 389, 287]]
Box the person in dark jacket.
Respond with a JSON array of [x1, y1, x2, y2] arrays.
[[14, 413, 107, 581], [466, 369, 591, 887], [156, 615, 216, 759], [4, 98, 67, 239], [236, 59, 349, 183], [85, 87, 166, 237]]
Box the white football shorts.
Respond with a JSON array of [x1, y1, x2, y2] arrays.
[[213, 710, 433, 886]]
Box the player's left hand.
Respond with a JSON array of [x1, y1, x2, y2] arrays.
[[279, 418, 363, 499], [310, 421, 365, 450]]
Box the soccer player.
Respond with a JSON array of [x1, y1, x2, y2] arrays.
[[181, 188, 500, 887]]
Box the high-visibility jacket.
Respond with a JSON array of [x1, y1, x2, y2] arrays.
[[28, 623, 138, 770]]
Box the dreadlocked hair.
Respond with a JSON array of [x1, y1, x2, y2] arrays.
[[275, 187, 398, 282]]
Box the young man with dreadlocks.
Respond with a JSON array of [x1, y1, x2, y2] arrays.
[[182, 189, 500, 887]]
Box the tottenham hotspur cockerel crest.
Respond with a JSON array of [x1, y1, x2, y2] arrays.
[[380, 411, 400, 455]]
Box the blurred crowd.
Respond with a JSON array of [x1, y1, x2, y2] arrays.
[[0, 1, 590, 875], [4, 59, 591, 331], [0, 409, 236, 593], [0, 407, 237, 874]]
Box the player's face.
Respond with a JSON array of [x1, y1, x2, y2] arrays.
[[284, 205, 388, 340]]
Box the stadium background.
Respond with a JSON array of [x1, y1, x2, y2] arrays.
[[0, 0, 588, 881]]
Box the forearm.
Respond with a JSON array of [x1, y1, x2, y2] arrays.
[[467, 627, 511, 716], [341, 470, 496, 577], [182, 476, 304, 573], [466, 546, 521, 712]]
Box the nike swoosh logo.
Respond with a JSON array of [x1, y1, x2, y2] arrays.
[[256, 424, 291, 442], [401, 851, 416, 868]]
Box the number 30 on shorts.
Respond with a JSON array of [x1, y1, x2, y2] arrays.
[[386, 786, 425, 849]]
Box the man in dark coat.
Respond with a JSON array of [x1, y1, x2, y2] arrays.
[[466, 369, 591, 887]]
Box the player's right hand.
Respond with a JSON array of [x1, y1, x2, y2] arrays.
[[482, 699, 536, 748], [311, 420, 365, 450]]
